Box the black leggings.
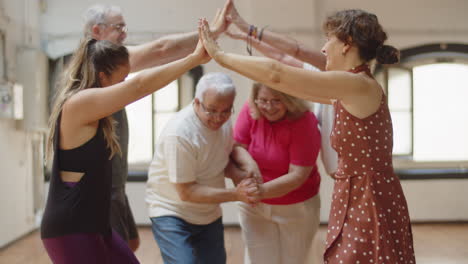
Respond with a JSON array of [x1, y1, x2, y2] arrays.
[[42, 230, 139, 264]]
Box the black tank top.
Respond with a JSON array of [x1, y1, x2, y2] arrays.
[[41, 113, 112, 238]]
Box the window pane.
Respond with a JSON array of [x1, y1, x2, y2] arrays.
[[390, 112, 412, 155], [413, 63, 468, 161], [126, 96, 153, 165], [0, 33, 4, 80], [125, 72, 153, 167], [126, 73, 181, 168], [388, 68, 412, 111], [387, 67, 413, 156], [374, 69, 386, 93], [154, 80, 179, 112], [154, 113, 176, 143]]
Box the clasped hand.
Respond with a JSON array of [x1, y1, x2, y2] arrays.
[[235, 177, 262, 206]]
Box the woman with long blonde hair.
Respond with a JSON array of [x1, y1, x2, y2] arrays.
[[41, 38, 209, 264]]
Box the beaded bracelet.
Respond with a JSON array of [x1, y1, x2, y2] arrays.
[[247, 24, 258, 55], [248, 25, 258, 38]]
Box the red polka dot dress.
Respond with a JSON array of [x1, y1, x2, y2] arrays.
[[324, 65, 416, 264]]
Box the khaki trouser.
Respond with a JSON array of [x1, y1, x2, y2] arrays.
[[238, 194, 321, 264]]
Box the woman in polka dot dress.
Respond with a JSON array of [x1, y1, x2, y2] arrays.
[[198, 6, 416, 264], [325, 64, 415, 264]]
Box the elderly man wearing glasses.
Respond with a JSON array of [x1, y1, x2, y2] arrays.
[[146, 72, 261, 264], [81, 4, 231, 252]]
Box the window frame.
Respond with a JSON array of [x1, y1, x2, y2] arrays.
[[375, 43, 468, 176], [127, 66, 203, 180]]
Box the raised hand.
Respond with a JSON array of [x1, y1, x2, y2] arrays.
[[210, 0, 233, 37], [224, 0, 249, 32], [192, 38, 211, 64], [198, 18, 223, 61]]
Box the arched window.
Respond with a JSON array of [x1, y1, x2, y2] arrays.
[[376, 43, 468, 167]]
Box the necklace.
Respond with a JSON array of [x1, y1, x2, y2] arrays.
[[348, 63, 371, 77]]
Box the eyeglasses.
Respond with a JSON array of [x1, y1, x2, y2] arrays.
[[199, 102, 234, 118], [101, 23, 128, 33], [254, 98, 283, 108]]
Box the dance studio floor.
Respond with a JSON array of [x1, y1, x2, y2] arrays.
[[1, 223, 467, 263]]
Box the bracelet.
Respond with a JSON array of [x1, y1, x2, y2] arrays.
[[247, 24, 257, 55], [246, 35, 253, 56], [294, 38, 300, 57], [258, 26, 268, 42], [248, 25, 257, 38]]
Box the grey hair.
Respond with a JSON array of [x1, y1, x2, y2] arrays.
[[195, 72, 236, 102], [83, 4, 123, 37]]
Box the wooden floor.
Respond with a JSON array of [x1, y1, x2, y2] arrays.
[[1, 223, 467, 263]]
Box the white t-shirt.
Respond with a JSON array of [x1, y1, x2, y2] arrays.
[[146, 104, 234, 225], [303, 62, 338, 174]]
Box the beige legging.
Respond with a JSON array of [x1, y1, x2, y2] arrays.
[[238, 194, 321, 264]]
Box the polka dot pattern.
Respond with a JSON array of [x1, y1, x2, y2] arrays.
[[324, 94, 415, 264]]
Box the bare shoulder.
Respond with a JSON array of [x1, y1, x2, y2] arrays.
[[348, 72, 380, 96], [61, 88, 101, 125], [60, 101, 99, 149], [325, 71, 374, 97], [340, 74, 383, 118], [62, 88, 98, 111]]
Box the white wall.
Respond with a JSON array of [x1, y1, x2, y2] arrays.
[[0, 120, 36, 247], [0, 0, 47, 247]]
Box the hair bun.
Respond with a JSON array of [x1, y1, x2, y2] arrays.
[[376, 45, 400, 64]]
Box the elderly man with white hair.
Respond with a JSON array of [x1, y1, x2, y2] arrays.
[[81, 3, 231, 252], [146, 72, 260, 264]]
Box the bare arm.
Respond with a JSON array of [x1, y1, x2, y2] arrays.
[[175, 178, 260, 204], [63, 41, 209, 126], [225, 0, 326, 70], [127, 31, 199, 72], [166, 135, 260, 205], [231, 143, 313, 199], [225, 29, 331, 105], [224, 158, 248, 185], [230, 144, 262, 183], [260, 164, 312, 199], [216, 53, 360, 104], [127, 1, 232, 72], [226, 29, 304, 68], [200, 19, 379, 117]]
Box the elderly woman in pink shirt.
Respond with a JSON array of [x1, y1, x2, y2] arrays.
[[232, 82, 321, 264]]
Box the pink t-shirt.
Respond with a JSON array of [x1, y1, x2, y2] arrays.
[[234, 102, 321, 205]]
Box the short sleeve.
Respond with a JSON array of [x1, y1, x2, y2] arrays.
[[289, 112, 321, 166], [233, 102, 253, 145], [164, 136, 197, 183]]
